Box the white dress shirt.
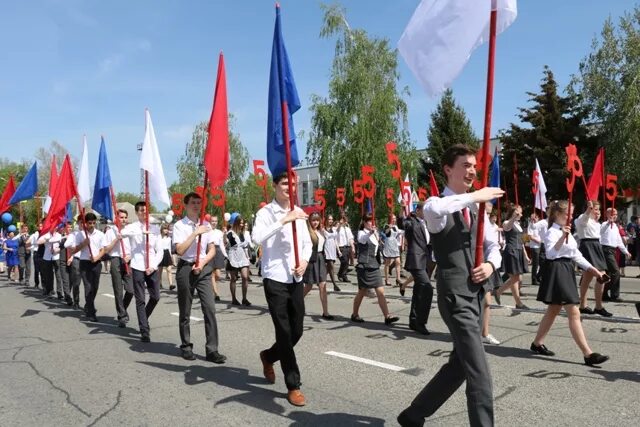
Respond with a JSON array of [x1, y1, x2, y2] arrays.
[[528, 222, 541, 249], [544, 223, 593, 270], [252, 200, 312, 283], [40, 232, 61, 261], [336, 225, 354, 247], [575, 213, 601, 239], [600, 222, 630, 254], [313, 230, 326, 252], [104, 227, 132, 258], [73, 229, 106, 261], [423, 186, 501, 268], [210, 229, 228, 258], [172, 217, 215, 263], [357, 229, 379, 250], [121, 221, 163, 271]]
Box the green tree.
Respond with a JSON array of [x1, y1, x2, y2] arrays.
[[307, 3, 415, 225], [569, 8, 640, 188], [0, 158, 37, 227], [500, 66, 598, 212], [34, 141, 75, 196], [418, 89, 477, 188]]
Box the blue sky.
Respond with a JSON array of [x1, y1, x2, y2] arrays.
[[0, 0, 633, 197]]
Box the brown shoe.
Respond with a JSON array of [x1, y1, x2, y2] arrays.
[[287, 389, 306, 406], [260, 350, 275, 384]]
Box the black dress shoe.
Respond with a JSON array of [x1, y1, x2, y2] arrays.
[[65, 298, 73, 306], [88, 315, 99, 322], [635, 302, 640, 317], [231, 299, 241, 306], [530, 342, 554, 356], [584, 352, 609, 366], [333, 285, 341, 292], [141, 334, 151, 343], [579, 306, 594, 315], [385, 316, 400, 325], [321, 314, 335, 320], [399, 288, 405, 297], [409, 323, 430, 335], [350, 314, 365, 323], [242, 299, 252, 307], [57, 293, 64, 300], [181, 348, 196, 360], [169, 285, 176, 291], [593, 307, 613, 317], [214, 295, 221, 302], [72, 303, 80, 309], [397, 408, 424, 427], [118, 320, 126, 328], [206, 351, 227, 364]]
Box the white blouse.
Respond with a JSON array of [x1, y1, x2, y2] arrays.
[[544, 223, 593, 271]]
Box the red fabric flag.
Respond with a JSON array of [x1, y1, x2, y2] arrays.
[[586, 147, 604, 200], [0, 175, 16, 213], [49, 155, 58, 194], [429, 169, 440, 197], [41, 155, 77, 235], [204, 52, 229, 188]]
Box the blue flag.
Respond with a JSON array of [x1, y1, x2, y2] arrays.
[[9, 162, 38, 204], [489, 147, 500, 204], [266, 5, 301, 178], [91, 137, 113, 220]]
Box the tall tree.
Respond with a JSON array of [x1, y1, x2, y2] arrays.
[[34, 141, 75, 196], [419, 89, 477, 188], [307, 4, 415, 224], [501, 66, 598, 212], [569, 8, 640, 188], [173, 114, 248, 198], [0, 158, 39, 227]]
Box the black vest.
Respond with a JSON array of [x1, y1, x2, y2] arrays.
[[357, 231, 381, 269]]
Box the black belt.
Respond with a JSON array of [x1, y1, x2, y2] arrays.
[[581, 238, 600, 242], [178, 259, 195, 267]]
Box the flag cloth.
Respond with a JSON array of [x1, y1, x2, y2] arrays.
[[586, 147, 604, 201], [429, 169, 440, 197], [9, 162, 38, 204], [0, 175, 16, 213], [533, 158, 547, 212], [205, 52, 230, 188], [266, 4, 301, 177], [398, 0, 518, 97], [91, 137, 114, 221], [41, 155, 76, 235], [140, 109, 171, 206], [77, 135, 92, 206], [489, 147, 500, 203], [43, 155, 59, 215]]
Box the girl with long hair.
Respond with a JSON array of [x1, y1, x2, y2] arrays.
[[303, 212, 333, 319], [226, 215, 251, 306], [323, 214, 341, 291]]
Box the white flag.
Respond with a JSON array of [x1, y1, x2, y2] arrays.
[[534, 159, 547, 212], [140, 109, 170, 206], [398, 0, 518, 97], [77, 135, 92, 205]]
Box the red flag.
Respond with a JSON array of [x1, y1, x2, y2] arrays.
[[49, 155, 59, 194], [204, 52, 229, 188], [429, 170, 440, 197], [41, 155, 77, 234], [0, 175, 16, 213], [586, 147, 604, 200]]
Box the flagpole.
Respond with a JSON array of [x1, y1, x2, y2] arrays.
[[144, 170, 150, 270], [195, 171, 208, 265], [110, 187, 131, 275], [513, 153, 519, 206], [474, 2, 498, 268]]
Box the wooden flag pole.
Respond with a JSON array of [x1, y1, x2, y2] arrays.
[[474, 4, 498, 267], [195, 171, 209, 265], [144, 171, 150, 270]]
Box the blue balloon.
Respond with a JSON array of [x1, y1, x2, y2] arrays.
[[229, 212, 240, 225], [7, 224, 17, 233], [1, 212, 12, 224]]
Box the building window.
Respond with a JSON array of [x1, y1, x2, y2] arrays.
[[302, 182, 309, 206]]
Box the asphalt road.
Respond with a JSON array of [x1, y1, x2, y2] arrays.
[[1, 266, 638, 426]]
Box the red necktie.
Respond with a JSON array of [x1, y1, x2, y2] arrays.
[[462, 208, 471, 229]]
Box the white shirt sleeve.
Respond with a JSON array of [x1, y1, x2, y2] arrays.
[[423, 193, 474, 234]]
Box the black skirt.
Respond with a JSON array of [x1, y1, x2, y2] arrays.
[[211, 245, 225, 270], [537, 258, 579, 305], [303, 252, 327, 285], [160, 249, 173, 267], [503, 248, 528, 275], [578, 239, 606, 270], [356, 265, 382, 289]]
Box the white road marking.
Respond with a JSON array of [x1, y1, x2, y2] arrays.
[[170, 312, 203, 322], [101, 293, 115, 299], [325, 351, 405, 372]]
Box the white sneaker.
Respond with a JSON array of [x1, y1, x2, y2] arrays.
[[482, 334, 501, 345]]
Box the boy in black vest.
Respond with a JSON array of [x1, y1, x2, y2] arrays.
[[398, 145, 504, 427]]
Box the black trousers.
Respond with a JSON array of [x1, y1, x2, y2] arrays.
[[58, 258, 72, 300], [19, 252, 31, 283], [33, 253, 43, 286], [41, 259, 62, 295], [262, 278, 305, 391], [337, 246, 350, 279], [79, 260, 102, 316], [110, 257, 134, 321], [530, 247, 541, 285], [408, 268, 433, 327], [68, 258, 81, 304], [406, 292, 493, 427], [132, 268, 160, 334], [602, 246, 621, 299], [176, 261, 219, 355]]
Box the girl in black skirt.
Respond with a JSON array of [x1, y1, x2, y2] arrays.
[[494, 203, 530, 309], [303, 212, 333, 319], [575, 201, 611, 317], [350, 213, 399, 326], [531, 200, 609, 366], [158, 224, 175, 290]]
